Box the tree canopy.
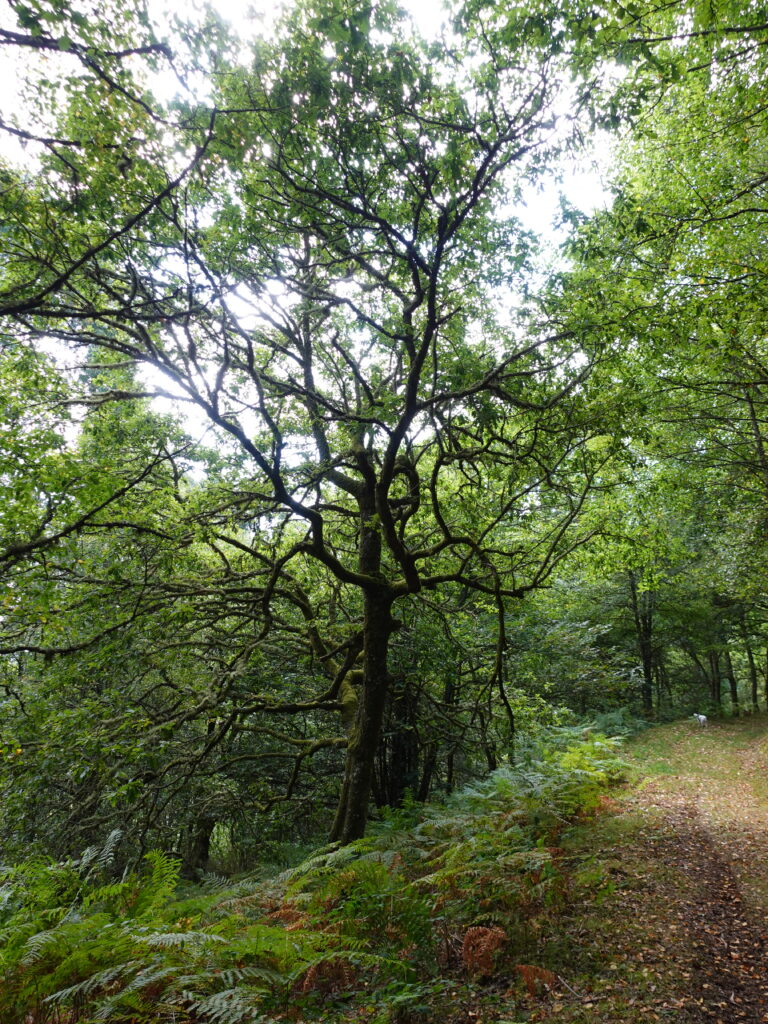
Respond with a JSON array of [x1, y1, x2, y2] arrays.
[[1, 0, 767, 867]]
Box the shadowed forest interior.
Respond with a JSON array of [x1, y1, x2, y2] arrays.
[[1, 0, 768, 1020]]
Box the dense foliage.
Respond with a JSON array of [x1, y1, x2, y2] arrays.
[[0, 724, 623, 1023], [0, 0, 767, 885]]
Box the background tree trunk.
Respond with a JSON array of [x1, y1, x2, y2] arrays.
[[629, 573, 654, 715], [709, 650, 722, 708], [740, 613, 759, 711], [183, 816, 215, 877], [375, 676, 420, 807], [724, 648, 740, 716]]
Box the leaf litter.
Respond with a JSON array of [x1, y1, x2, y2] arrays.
[[508, 718, 768, 1024]]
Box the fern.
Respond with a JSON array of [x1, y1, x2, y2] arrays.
[[45, 960, 140, 1005], [135, 928, 227, 948], [184, 987, 269, 1023], [126, 849, 182, 916], [119, 961, 180, 994], [0, 726, 624, 1024], [216, 965, 285, 987], [281, 838, 379, 894], [78, 828, 124, 878], [198, 870, 237, 893], [21, 924, 62, 964]]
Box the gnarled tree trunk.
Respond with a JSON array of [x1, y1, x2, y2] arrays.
[[330, 588, 396, 843]]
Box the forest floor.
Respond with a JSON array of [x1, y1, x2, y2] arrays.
[[503, 715, 768, 1024]]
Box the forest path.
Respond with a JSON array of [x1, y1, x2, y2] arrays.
[[628, 716, 768, 915], [621, 718, 768, 1022], [523, 717, 768, 1024]]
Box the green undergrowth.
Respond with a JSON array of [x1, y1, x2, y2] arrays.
[[0, 724, 626, 1024]]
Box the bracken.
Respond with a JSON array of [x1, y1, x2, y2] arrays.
[[514, 963, 558, 997], [461, 925, 506, 977], [300, 958, 357, 995]]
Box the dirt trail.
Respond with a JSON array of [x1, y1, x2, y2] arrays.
[[625, 722, 768, 1022], [511, 719, 768, 1024], [630, 793, 768, 1021]]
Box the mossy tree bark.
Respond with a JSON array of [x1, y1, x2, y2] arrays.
[[330, 588, 397, 844]]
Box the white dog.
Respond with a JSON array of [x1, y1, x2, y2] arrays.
[[693, 713, 708, 727]]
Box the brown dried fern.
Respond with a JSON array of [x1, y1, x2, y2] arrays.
[[514, 963, 558, 997], [266, 904, 309, 931], [300, 958, 357, 995], [461, 925, 506, 977]]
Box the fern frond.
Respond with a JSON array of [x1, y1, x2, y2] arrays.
[[96, 830, 124, 871], [121, 961, 179, 993], [87, 963, 180, 1021], [135, 929, 226, 948], [515, 962, 558, 996], [126, 850, 181, 917], [20, 926, 60, 964], [44, 959, 139, 1004], [216, 965, 284, 987], [281, 838, 381, 893], [199, 871, 234, 892], [79, 829, 123, 878], [183, 987, 268, 1023], [82, 879, 133, 911]]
